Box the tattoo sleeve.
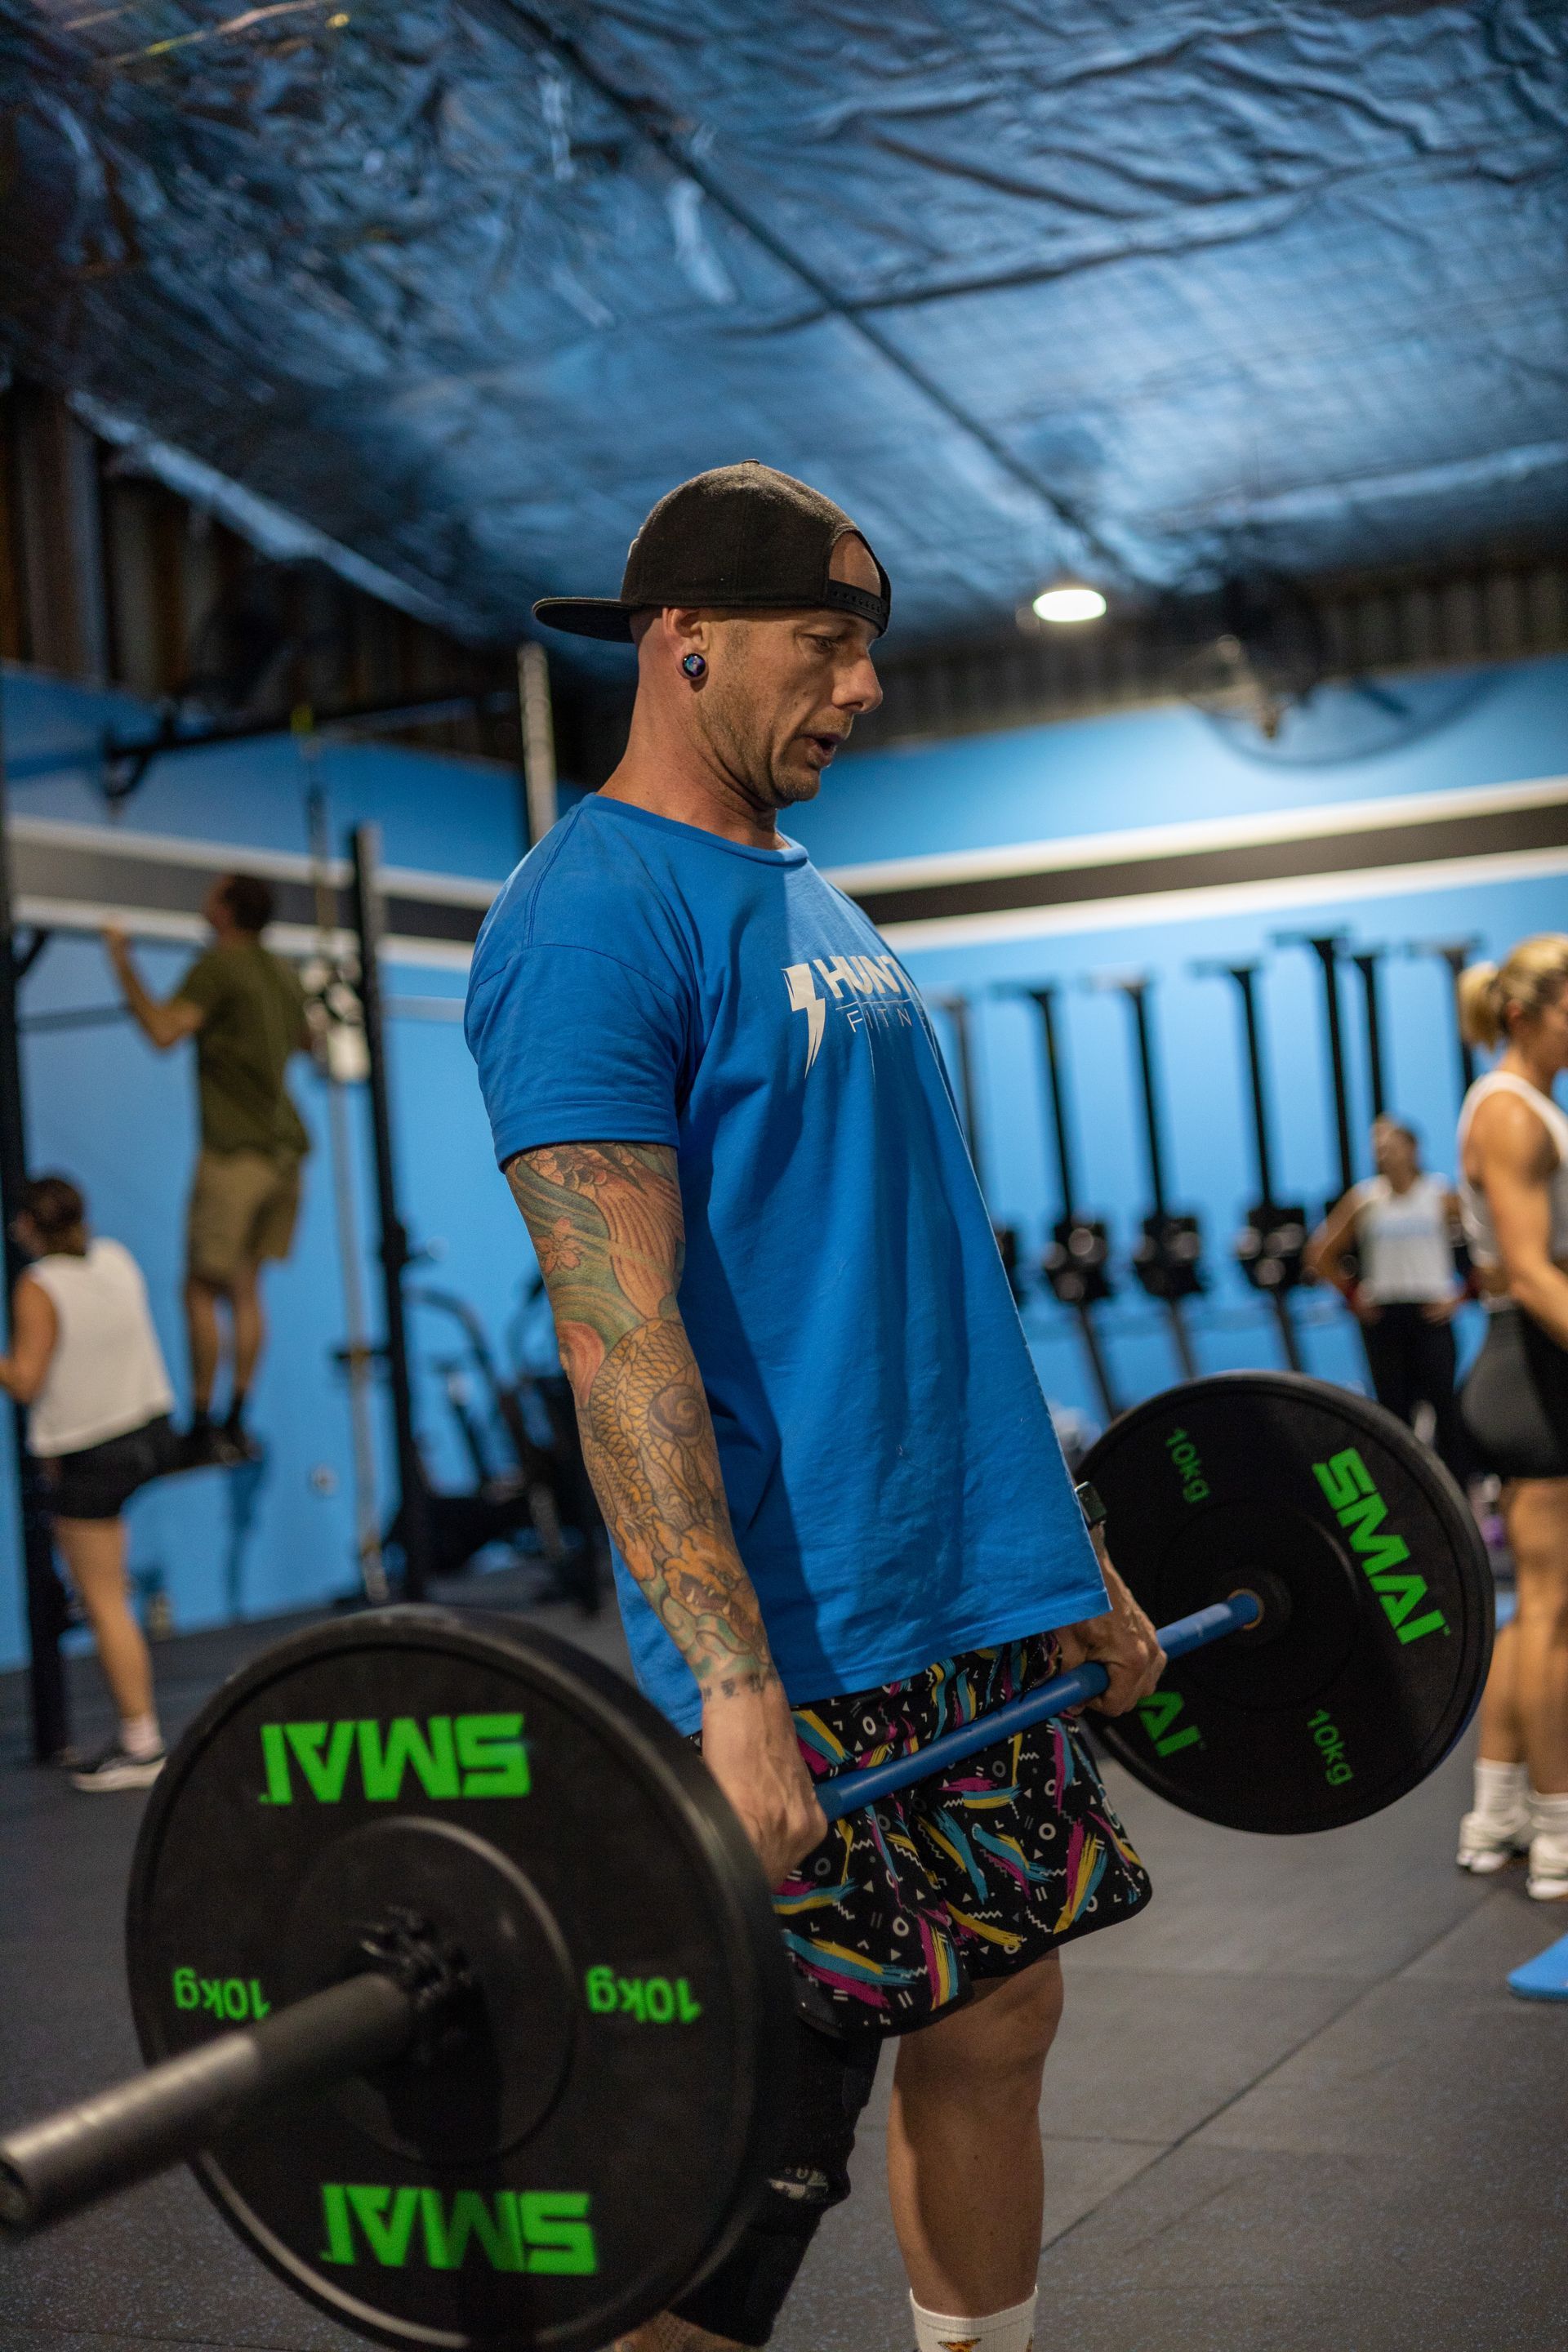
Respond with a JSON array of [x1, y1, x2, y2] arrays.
[[506, 1143, 776, 1698]]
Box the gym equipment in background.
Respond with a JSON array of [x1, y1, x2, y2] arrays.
[[1094, 973, 1205, 1382], [350, 823, 432, 1599], [931, 992, 1022, 1300], [1018, 983, 1120, 1420], [304, 760, 388, 1607], [0, 1375, 1492, 2350], [1405, 937, 1482, 1113], [408, 1285, 604, 1614], [1275, 930, 1357, 1204], [1193, 960, 1308, 1371], [1351, 947, 1389, 1121], [0, 700, 71, 1761]]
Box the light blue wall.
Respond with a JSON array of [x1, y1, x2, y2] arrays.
[[2, 667, 532, 1668], [5, 653, 1566, 1670], [786, 657, 1568, 1423], [793, 662, 1562, 867]]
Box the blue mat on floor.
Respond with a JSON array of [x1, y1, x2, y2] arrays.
[[1509, 1934, 1568, 2002]]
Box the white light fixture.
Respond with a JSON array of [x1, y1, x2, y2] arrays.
[[1031, 581, 1107, 624]]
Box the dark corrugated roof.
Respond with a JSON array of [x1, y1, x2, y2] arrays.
[[3, 0, 1566, 648]]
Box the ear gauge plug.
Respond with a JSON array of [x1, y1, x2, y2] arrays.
[[681, 652, 707, 679]]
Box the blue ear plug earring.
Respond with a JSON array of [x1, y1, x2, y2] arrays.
[[681, 652, 706, 678]]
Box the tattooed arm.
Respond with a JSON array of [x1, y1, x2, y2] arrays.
[[506, 1142, 825, 1882]]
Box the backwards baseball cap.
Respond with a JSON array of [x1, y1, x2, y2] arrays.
[[532, 461, 890, 642]]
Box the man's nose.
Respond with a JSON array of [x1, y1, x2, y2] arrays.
[[838, 653, 883, 715]]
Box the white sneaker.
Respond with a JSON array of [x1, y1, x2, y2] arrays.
[[1457, 1810, 1531, 1873], [69, 1740, 166, 1793], [1527, 1833, 1568, 1902]]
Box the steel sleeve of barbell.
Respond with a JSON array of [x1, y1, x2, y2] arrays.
[[0, 1968, 416, 2234], [817, 1594, 1262, 1823]]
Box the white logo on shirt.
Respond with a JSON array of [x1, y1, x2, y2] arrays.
[[782, 954, 912, 1074]]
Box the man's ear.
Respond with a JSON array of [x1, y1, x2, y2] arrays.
[[664, 606, 713, 664]]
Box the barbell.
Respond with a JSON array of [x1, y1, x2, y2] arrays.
[[0, 1372, 1493, 2350]]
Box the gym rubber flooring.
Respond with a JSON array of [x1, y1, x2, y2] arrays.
[[3, 1583, 1566, 2352]]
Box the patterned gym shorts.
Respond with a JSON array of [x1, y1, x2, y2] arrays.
[[776, 1635, 1152, 2034]]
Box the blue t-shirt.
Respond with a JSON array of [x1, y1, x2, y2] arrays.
[[465, 794, 1106, 1730]]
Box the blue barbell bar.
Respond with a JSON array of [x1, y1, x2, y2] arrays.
[[817, 1592, 1262, 1822]]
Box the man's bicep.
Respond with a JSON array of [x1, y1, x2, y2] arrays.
[[505, 1143, 683, 1401]]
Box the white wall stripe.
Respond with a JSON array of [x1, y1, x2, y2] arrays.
[[16, 897, 474, 973], [878, 842, 1568, 953], [10, 815, 501, 906], [823, 772, 1568, 895]]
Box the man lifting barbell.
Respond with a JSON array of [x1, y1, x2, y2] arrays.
[[465, 462, 1165, 2352]]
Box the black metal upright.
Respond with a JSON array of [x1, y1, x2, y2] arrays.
[[1123, 982, 1169, 1218], [1022, 986, 1120, 1422], [935, 993, 1024, 1298], [1277, 931, 1355, 1199], [348, 824, 430, 1599], [935, 994, 986, 1193], [0, 691, 70, 1758], [1106, 976, 1202, 1383], [1352, 951, 1388, 1120], [1194, 961, 1307, 1373], [1407, 938, 1481, 1111], [1230, 965, 1277, 1204], [1031, 986, 1077, 1217]]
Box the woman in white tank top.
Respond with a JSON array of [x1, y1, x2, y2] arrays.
[[0, 1175, 176, 1791], [1446, 935, 1568, 1900], [1305, 1116, 1469, 1486]]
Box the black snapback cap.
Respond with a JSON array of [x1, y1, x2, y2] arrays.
[[533, 461, 890, 641]]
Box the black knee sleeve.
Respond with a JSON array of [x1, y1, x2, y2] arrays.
[[669, 2013, 880, 2346]]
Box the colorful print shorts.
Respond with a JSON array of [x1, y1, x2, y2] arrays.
[[777, 1634, 1152, 2034]]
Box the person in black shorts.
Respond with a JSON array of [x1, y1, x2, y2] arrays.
[[0, 1177, 176, 1789], [1306, 1116, 1471, 1486], [1451, 937, 1568, 1900], [467, 466, 1164, 2352]]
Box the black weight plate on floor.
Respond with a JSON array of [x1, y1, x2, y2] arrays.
[[125, 1608, 791, 2351], [1082, 1373, 1493, 1835]]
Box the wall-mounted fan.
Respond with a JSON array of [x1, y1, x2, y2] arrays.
[[1176, 574, 1498, 764]]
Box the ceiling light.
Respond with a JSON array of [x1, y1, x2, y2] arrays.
[[1031, 582, 1107, 625]]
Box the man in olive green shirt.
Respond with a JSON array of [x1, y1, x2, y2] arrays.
[[105, 874, 310, 1462]]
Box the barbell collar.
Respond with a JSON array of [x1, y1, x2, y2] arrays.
[[0, 1966, 421, 2235], [817, 1592, 1262, 1823]]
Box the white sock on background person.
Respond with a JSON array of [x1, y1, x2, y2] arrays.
[[910, 2289, 1037, 2352], [1530, 1789, 1568, 1847], [120, 1713, 162, 1758], [1472, 1757, 1529, 1824]]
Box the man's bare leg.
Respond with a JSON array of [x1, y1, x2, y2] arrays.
[[184, 1275, 223, 1416], [229, 1260, 265, 1401], [887, 1954, 1063, 2316]]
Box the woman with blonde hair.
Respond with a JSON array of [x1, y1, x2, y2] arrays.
[[1453, 934, 1568, 1895]]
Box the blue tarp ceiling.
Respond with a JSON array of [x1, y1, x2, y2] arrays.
[[2, 0, 1566, 649]]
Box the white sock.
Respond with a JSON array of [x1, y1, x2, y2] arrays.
[[911, 2290, 1036, 2352], [1531, 1791, 1568, 1847], [1472, 1758, 1529, 1824], [120, 1713, 162, 1758]]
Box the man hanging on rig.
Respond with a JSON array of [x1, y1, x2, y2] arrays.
[[104, 874, 310, 1464]]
